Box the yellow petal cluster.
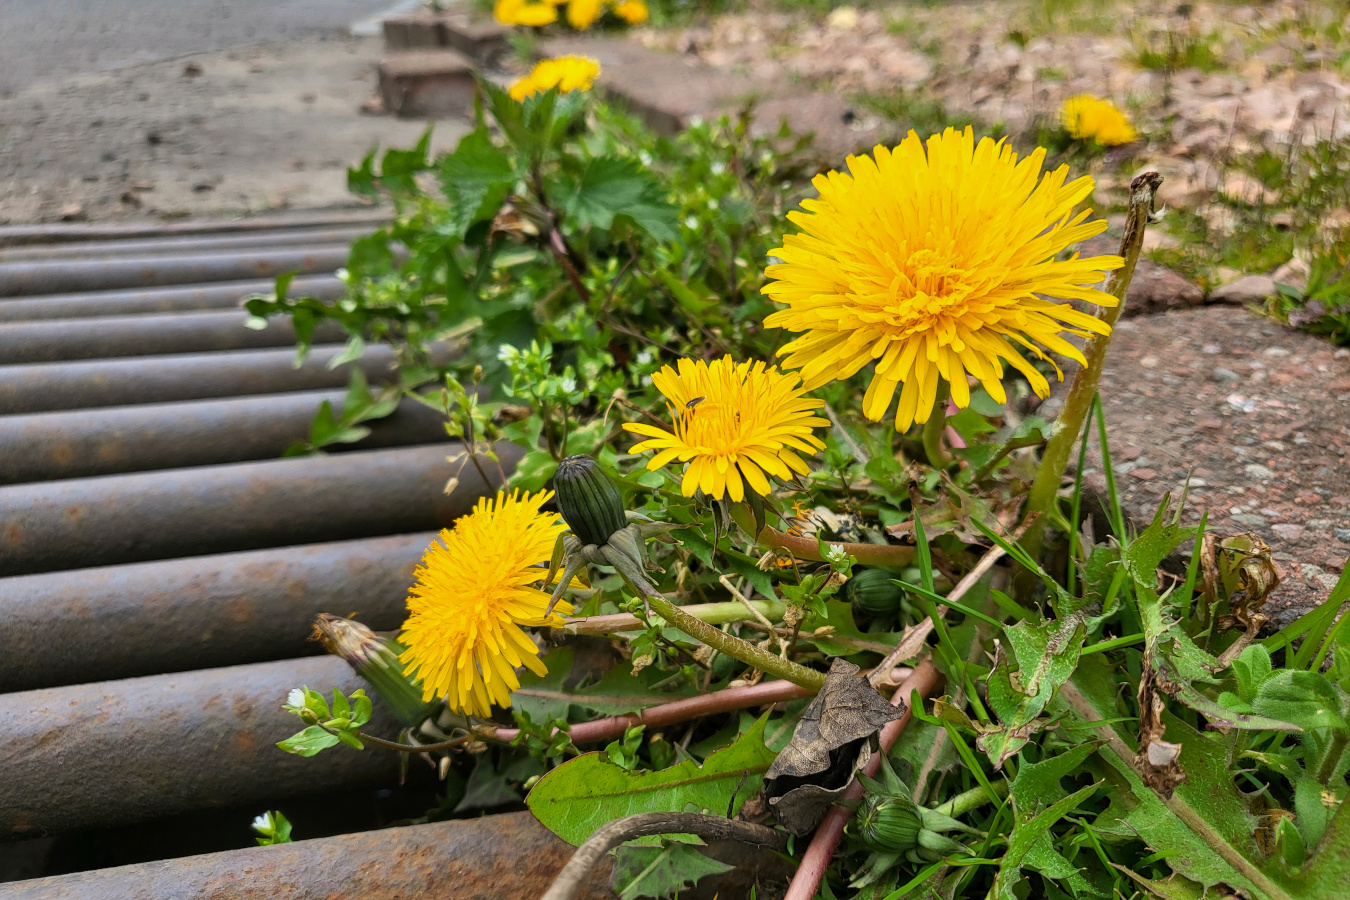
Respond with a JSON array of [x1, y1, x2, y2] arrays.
[[566, 0, 604, 29], [613, 0, 650, 24], [399, 490, 573, 717], [762, 127, 1123, 432], [623, 355, 827, 501], [1060, 95, 1138, 146], [508, 55, 602, 101], [494, 0, 558, 25]]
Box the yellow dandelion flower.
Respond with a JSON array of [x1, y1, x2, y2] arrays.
[[399, 489, 573, 717], [508, 55, 601, 101], [512, 2, 559, 25], [623, 355, 828, 501], [1061, 95, 1138, 146], [762, 127, 1124, 432], [613, 0, 649, 24], [567, 0, 604, 30]]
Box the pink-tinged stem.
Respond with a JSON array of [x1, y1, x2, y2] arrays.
[[495, 669, 912, 747], [944, 397, 967, 450], [782, 658, 944, 900]]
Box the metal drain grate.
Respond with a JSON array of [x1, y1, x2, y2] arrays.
[[0, 216, 596, 898]]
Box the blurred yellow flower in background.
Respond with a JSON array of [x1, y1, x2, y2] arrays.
[[399, 490, 572, 717], [1060, 95, 1138, 146], [508, 55, 602, 100], [763, 127, 1123, 432], [613, 0, 650, 24], [623, 355, 827, 501], [566, 0, 604, 29]]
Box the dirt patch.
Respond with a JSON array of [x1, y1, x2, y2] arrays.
[[0, 35, 469, 224]]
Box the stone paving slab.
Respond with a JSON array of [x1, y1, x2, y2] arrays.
[[541, 36, 882, 160], [1079, 306, 1350, 626]]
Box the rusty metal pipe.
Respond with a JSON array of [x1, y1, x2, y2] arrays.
[[0, 275, 343, 323], [0, 245, 351, 297], [0, 812, 615, 899], [0, 311, 349, 364], [0, 390, 452, 484], [0, 442, 519, 577], [0, 342, 452, 414], [0, 225, 375, 262], [0, 211, 387, 247], [0, 655, 403, 839], [0, 533, 435, 692]]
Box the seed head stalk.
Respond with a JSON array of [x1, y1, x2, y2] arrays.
[[1019, 172, 1162, 579]]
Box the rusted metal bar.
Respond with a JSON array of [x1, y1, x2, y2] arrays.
[[0, 533, 435, 692], [0, 442, 518, 577], [0, 655, 403, 839], [0, 310, 349, 364], [0, 812, 616, 899], [0, 211, 387, 247], [0, 390, 450, 484], [0, 245, 350, 297], [0, 225, 375, 262], [0, 275, 343, 323], [0, 342, 453, 414]]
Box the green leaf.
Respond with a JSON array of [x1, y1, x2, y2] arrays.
[[438, 126, 515, 237], [1254, 671, 1347, 733], [611, 840, 734, 900], [980, 615, 1086, 766], [565, 156, 678, 242], [514, 647, 576, 722], [993, 781, 1100, 900], [527, 713, 776, 845], [277, 725, 341, 757], [510, 449, 559, 492]]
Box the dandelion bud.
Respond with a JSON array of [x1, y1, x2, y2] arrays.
[[312, 614, 438, 727], [856, 794, 924, 854], [553, 455, 627, 547], [848, 568, 906, 618]]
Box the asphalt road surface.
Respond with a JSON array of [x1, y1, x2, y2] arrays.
[[0, 0, 399, 93]]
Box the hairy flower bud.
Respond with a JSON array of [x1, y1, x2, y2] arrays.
[[553, 455, 626, 547], [848, 568, 906, 618], [312, 614, 438, 727]]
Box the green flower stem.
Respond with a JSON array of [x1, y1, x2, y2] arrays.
[[644, 593, 828, 692], [1020, 172, 1163, 573], [933, 778, 1008, 818], [922, 380, 954, 469], [1315, 729, 1350, 786], [562, 599, 786, 635]]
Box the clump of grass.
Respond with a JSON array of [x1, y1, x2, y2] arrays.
[[855, 89, 974, 138], [1130, 27, 1226, 72]]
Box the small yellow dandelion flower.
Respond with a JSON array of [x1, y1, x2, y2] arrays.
[[623, 355, 828, 501], [508, 55, 601, 100], [493, 0, 526, 23], [511, 2, 559, 25], [1061, 95, 1138, 146], [399, 489, 573, 717], [762, 127, 1123, 432], [613, 0, 649, 24], [567, 0, 604, 30]]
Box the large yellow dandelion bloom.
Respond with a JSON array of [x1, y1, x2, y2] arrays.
[[495, 0, 559, 25], [399, 490, 573, 717], [1061, 95, 1138, 146], [566, 0, 604, 30], [509, 55, 601, 101], [762, 127, 1123, 432], [623, 356, 828, 501], [613, 0, 649, 24]]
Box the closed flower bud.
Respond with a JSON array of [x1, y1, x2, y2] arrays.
[[553, 455, 627, 547], [857, 794, 924, 854], [312, 614, 438, 727], [848, 568, 906, 618]]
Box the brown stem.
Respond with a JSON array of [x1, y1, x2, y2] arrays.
[[751, 521, 917, 568], [540, 812, 789, 900], [782, 658, 944, 900], [549, 227, 590, 305]]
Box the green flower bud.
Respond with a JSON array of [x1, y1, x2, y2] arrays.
[[856, 794, 924, 854], [312, 614, 438, 727], [848, 568, 906, 618], [553, 455, 627, 547]]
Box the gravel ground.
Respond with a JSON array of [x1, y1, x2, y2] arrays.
[[1079, 305, 1350, 624], [0, 35, 468, 224]]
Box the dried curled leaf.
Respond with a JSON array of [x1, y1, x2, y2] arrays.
[[761, 659, 905, 835], [1136, 645, 1186, 798]]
